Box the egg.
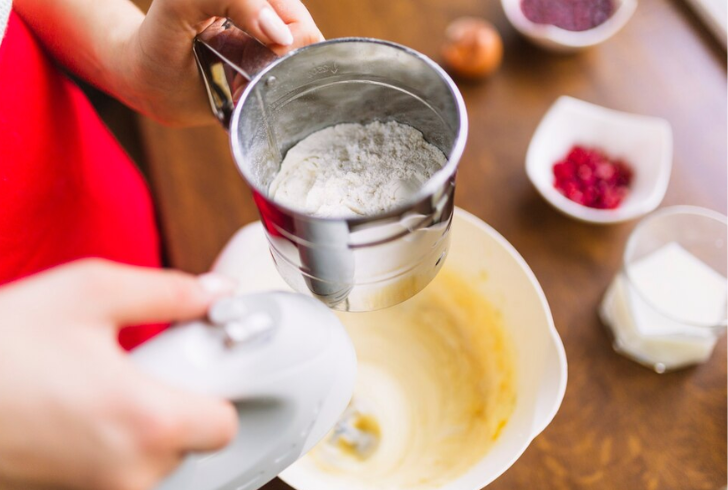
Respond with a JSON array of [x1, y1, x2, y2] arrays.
[[441, 17, 503, 79]]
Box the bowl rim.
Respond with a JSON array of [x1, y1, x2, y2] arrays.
[[526, 96, 673, 224], [500, 0, 638, 48]]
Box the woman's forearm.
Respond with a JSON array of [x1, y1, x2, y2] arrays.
[[13, 0, 144, 107]]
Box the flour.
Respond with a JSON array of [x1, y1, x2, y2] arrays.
[[269, 121, 447, 218]]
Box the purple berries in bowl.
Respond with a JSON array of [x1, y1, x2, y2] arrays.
[[501, 0, 637, 52]]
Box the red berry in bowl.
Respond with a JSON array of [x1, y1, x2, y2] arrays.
[[552, 145, 633, 209]]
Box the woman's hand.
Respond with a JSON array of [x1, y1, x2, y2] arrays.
[[13, 0, 323, 126], [128, 0, 324, 125], [0, 259, 238, 490]]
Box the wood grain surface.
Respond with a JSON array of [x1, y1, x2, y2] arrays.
[[130, 0, 727, 488]]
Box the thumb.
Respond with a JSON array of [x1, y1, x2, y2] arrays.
[[67, 260, 236, 327]]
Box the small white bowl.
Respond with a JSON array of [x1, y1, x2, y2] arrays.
[[501, 0, 638, 52], [526, 96, 673, 224], [213, 207, 568, 490]]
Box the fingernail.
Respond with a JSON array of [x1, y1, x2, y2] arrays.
[[198, 273, 237, 297], [259, 7, 293, 46]]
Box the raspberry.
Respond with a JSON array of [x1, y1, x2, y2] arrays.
[[553, 161, 575, 180], [594, 162, 615, 181], [577, 163, 595, 184], [552, 145, 633, 210]]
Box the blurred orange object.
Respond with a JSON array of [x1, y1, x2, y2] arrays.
[[441, 17, 503, 79]]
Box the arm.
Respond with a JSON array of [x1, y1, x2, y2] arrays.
[[13, 0, 323, 126]]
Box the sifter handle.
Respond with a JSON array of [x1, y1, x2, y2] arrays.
[[193, 18, 278, 128]]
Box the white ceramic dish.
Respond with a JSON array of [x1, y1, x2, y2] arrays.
[[501, 0, 637, 52], [526, 96, 672, 224], [212, 207, 568, 490]]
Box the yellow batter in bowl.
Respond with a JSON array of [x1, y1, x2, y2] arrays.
[[307, 269, 517, 490]]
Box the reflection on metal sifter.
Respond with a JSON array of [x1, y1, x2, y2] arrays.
[[194, 19, 468, 311]]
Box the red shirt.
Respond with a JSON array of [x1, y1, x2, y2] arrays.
[[0, 11, 164, 350]]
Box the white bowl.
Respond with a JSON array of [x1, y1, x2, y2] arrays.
[[526, 96, 673, 224], [212, 207, 568, 490], [501, 0, 638, 52]]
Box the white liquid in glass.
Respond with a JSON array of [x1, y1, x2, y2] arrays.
[[601, 242, 727, 371]]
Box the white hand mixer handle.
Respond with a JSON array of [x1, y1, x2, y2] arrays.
[[131, 292, 357, 490]]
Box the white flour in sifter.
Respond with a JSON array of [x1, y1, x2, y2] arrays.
[[268, 121, 447, 218]]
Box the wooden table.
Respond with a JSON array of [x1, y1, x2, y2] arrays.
[[131, 0, 727, 488]]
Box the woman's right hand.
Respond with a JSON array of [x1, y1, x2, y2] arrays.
[[129, 0, 325, 126], [0, 259, 238, 490]]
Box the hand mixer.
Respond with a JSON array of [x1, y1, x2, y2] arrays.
[[133, 17, 467, 490], [132, 292, 356, 490]]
